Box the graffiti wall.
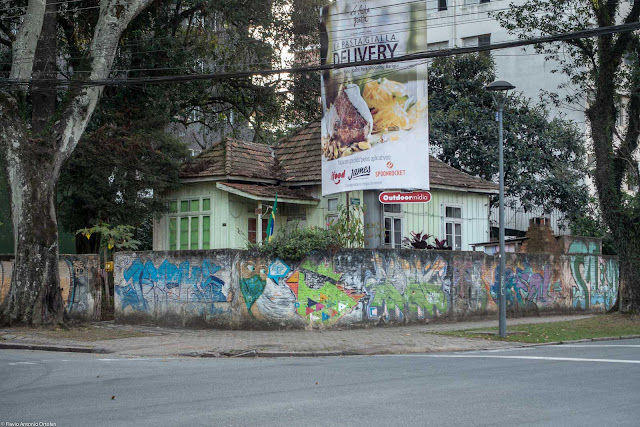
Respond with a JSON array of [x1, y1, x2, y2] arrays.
[[114, 248, 619, 328], [114, 252, 234, 326], [0, 254, 100, 321]]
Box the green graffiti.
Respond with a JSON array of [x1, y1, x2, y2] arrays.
[[371, 281, 447, 316], [240, 275, 266, 313], [295, 271, 359, 324], [300, 260, 341, 281]]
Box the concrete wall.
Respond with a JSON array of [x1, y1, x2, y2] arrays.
[[114, 247, 618, 328], [0, 254, 101, 321]]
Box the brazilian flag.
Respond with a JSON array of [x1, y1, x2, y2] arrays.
[[267, 193, 277, 241]]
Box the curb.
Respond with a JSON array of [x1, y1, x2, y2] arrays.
[[182, 350, 358, 358], [0, 342, 109, 354], [472, 334, 640, 350], [3, 334, 639, 358]]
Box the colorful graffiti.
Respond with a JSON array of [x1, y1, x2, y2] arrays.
[[239, 259, 268, 316], [569, 240, 600, 310], [453, 258, 494, 312], [0, 256, 97, 319], [113, 244, 619, 327], [0, 260, 11, 304], [365, 253, 450, 321], [116, 258, 229, 315], [1, 259, 78, 309], [492, 261, 567, 310], [289, 260, 364, 324], [592, 258, 618, 310]]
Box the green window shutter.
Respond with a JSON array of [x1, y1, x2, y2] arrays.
[[202, 198, 211, 211], [190, 217, 199, 249], [191, 199, 199, 212], [180, 217, 189, 250], [180, 200, 189, 213], [169, 201, 178, 213], [169, 218, 177, 251], [202, 216, 210, 249]]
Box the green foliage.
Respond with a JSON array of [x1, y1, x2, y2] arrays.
[[494, 0, 640, 310], [404, 231, 431, 249], [251, 202, 364, 260], [442, 314, 640, 343], [569, 197, 617, 256], [76, 223, 141, 252], [328, 204, 366, 249], [252, 223, 338, 261], [428, 53, 589, 217], [403, 232, 451, 250], [58, 118, 190, 243]]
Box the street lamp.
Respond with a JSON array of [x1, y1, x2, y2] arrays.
[[486, 79, 515, 338]]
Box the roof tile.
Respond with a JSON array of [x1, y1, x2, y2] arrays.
[[180, 121, 498, 193]]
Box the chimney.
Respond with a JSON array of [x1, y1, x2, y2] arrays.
[[520, 217, 561, 254]]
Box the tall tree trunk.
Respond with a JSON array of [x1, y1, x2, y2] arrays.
[[618, 249, 640, 312], [0, 0, 155, 325], [0, 92, 63, 324], [4, 142, 62, 324], [0, 0, 63, 325]]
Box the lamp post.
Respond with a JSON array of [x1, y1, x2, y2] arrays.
[[486, 80, 515, 338]]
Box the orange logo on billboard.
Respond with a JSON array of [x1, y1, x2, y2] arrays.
[[386, 162, 394, 169]]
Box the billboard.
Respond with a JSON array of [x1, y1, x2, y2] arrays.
[[320, 0, 429, 196]]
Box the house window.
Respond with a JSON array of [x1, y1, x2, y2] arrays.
[[427, 41, 449, 51], [383, 204, 403, 248], [478, 34, 491, 47], [445, 205, 463, 250], [326, 197, 339, 228], [462, 34, 491, 48], [438, 0, 447, 11], [168, 197, 212, 250], [248, 218, 269, 244]]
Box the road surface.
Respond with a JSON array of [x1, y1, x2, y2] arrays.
[[1, 339, 639, 426]]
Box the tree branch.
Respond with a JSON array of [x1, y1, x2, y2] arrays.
[[53, 0, 155, 177], [10, 0, 46, 82], [611, 0, 640, 62]]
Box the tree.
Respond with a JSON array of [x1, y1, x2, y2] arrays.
[[428, 53, 589, 217], [56, 0, 325, 251], [494, 1, 640, 311], [0, 0, 155, 325]]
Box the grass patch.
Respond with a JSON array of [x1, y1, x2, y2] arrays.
[[3, 325, 147, 342], [439, 313, 640, 343]]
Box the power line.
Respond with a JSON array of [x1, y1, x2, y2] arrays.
[[0, 4, 530, 62], [2, 21, 640, 88]]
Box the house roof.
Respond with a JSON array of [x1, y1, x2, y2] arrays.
[[216, 182, 318, 205], [180, 138, 278, 181], [428, 157, 499, 193], [181, 121, 499, 194], [274, 121, 322, 183]]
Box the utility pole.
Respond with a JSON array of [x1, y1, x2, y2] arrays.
[[486, 79, 515, 338]]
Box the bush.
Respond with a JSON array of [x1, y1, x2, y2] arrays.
[[250, 223, 339, 261]]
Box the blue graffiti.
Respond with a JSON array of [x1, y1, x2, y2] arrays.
[[116, 258, 227, 312]]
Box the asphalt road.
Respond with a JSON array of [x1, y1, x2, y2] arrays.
[[1, 340, 639, 426]]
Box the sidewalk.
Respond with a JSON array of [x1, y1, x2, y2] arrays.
[[0, 314, 595, 358]]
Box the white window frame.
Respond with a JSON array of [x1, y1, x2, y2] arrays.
[[462, 34, 491, 48], [167, 197, 213, 250], [427, 41, 449, 51], [326, 197, 339, 229], [444, 204, 463, 251], [383, 204, 403, 248]]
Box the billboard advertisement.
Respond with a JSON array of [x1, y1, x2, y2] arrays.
[[320, 0, 429, 196]]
